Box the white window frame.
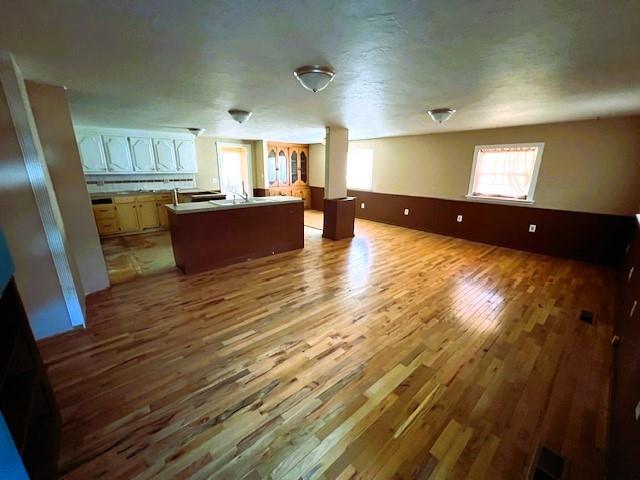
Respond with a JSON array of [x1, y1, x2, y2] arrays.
[[346, 148, 374, 191], [466, 142, 544, 205], [215, 141, 254, 195]]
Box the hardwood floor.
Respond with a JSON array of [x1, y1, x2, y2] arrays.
[[101, 230, 176, 284], [39, 212, 615, 479]]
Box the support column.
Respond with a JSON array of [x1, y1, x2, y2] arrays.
[[322, 126, 355, 240]]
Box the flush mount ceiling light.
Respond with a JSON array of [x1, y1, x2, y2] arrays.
[[427, 108, 456, 123], [293, 65, 335, 92], [228, 109, 253, 124], [187, 127, 205, 136]]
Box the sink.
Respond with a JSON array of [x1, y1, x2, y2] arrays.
[[209, 197, 277, 207]]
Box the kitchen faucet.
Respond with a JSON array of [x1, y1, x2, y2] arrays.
[[231, 181, 249, 203]]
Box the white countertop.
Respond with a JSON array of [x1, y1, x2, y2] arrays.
[[165, 196, 303, 214]]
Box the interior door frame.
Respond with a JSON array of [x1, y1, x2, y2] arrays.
[[215, 141, 254, 196]]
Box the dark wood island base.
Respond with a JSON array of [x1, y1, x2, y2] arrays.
[[168, 198, 304, 275]]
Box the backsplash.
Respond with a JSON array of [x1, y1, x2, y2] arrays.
[[85, 173, 196, 193]]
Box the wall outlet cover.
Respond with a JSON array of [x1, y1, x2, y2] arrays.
[[404, 208, 409, 215], [529, 224, 537, 233], [631, 300, 638, 318], [361, 203, 366, 209], [456, 215, 463, 223], [629, 266, 634, 282], [636, 399, 640, 421]]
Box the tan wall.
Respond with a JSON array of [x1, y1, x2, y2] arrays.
[[26, 81, 109, 295], [195, 137, 258, 191], [0, 75, 77, 337], [309, 116, 640, 215]]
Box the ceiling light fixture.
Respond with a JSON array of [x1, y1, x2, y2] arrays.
[[293, 65, 335, 92], [426, 108, 456, 123], [187, 127, 205, 136], [228, 109, 253, 124]]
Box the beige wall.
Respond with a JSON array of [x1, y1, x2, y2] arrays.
[[195, 137, 258, 191], [26, 81, 109, 295], [309, 116, 640, 215]]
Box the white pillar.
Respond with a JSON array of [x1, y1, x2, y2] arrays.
[[324, 126, 348, 199]]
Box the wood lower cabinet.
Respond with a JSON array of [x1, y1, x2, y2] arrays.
[[92, 194, 173, 237], [267, 185, 311, 209]]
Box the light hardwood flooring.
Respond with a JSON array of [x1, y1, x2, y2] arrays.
[[101, 230, 176, 284], [40, 212, 614, 479]]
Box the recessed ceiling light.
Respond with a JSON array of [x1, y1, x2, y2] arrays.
[[293, 65, 335, 93], [228, 109, 252, 124], [427, 108, 456, 123]]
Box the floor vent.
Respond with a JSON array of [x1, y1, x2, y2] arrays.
[[529, 445, 568, 479], [579, 309, 594, 324]]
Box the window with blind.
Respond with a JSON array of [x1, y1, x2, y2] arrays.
[[467, 143, 544, 202]]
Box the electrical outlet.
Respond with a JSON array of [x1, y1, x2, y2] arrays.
[[456, 215, 463, 223], [529, 224, 537, 233], [361, 202, 366, 209], [629, 266, 635, 282], [404, 208, 409, 216], [631, 300, 638, 318], [636, 400, 640, 421]]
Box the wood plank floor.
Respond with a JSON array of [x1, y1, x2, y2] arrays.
[[39, 211, 615, 479]]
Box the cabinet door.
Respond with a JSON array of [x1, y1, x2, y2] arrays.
[[267, 149, 278, 186], [103, 136, 133, 172], [290, 148, 299, 184], [175, 140, 197, 172], [130, 137, 156, 172], [300, 148, 308, 184], [137, 201, 160, 229], [115, 203, 140, 232], [153, 139, 178, 171], [157, 202, 169, 228], [77, 135, 107, 172], [277, 148, 288, 186]]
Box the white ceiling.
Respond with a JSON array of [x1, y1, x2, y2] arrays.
[[1, 0, 639, 143]]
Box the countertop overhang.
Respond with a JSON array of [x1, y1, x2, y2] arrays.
[[166, 196, 303, 214]]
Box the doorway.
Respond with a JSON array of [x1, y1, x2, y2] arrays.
[[216, 142, 253, 197]]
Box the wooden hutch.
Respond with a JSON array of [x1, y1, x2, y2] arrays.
[[266, 142, 311, 208]]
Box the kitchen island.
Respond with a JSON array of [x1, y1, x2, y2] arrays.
[[166, 196, 304, 274]]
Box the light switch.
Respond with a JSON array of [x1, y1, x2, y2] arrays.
[[404, 209, 409, 216], [456, 215, 463, 223], [361, 202, 366, 209], [529, 224, 537, 233]]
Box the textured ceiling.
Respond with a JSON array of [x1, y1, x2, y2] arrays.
[[1, 0, 639, 142]]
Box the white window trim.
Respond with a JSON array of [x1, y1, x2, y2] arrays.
[[466, 142, 544, 206], [346, 148, 374, 191]]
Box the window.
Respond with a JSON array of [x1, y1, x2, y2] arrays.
[[346, 148, 374, 190], [468, 143, 544, 203]]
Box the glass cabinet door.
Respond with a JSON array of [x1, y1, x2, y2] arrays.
[[290, 150, 298, 184], [267, 149, 277, 186], [300, 149, 308, 184], [278, 149, 288, 185]]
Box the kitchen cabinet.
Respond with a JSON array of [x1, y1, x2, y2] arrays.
[[78, 135, 107, 172], [130, 137, 156, 172], [76, 128, 199, 174], [154, 139, 178, 171], [114, 202, 140, 232], [136, 196, 160, 229], [175, 140, 197, 172], [157, 202, 170, 228], [103, 136, 133, 172]]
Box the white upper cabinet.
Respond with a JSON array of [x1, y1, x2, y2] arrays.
[[153, 139, 178, 171], [175, 140, 197, 172], [76, 128, 198, 174], [103, 136, 133, 172], [77, 135, 107, 172], [129, 137, 156, 172]]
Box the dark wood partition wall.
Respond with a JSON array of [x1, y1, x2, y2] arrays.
[[309, 186, 632, 265], [611, 217, 640, 479]]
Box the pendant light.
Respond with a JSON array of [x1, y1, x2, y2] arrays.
[[293, 65, 335, 92]]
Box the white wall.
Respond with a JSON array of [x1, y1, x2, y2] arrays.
[[309, 116, 640, 215], [195, 137, 258, 190]]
